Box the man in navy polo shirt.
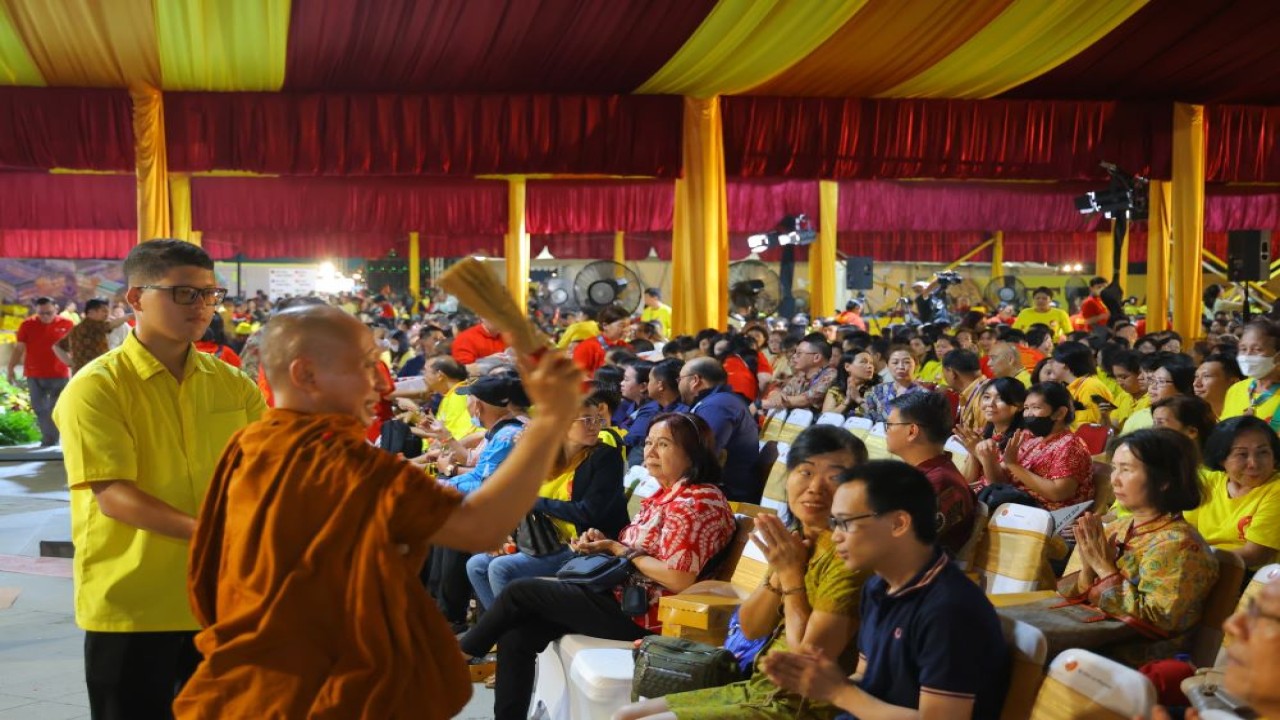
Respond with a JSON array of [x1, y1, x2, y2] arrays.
[[679, 357, 761, 503], [763, 460, 1008, 719]]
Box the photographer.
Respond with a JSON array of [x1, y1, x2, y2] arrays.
[[912, 272, 960, 326]]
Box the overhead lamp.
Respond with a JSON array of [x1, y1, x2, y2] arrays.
[[535, 246, 555, 260]]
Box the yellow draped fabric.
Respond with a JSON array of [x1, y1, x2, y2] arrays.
[[613, 231, 626, 267], [751, 0, 1011, 96], [810, 181, 838, 318], [1117, 221, 1132, 296], [0, 5, 43, 85], [4, 0, 158, 87], [882, 0, 1148, 98], [156, 0, 290, 90], [169, 174, 192, 242], [1146, 179, 1171, 333], [1096, 231, 1114, 282], [672, 97, 728, 335], [636, 0, 868, 97], [992, 231, 1004, 278], [132, 86, 170, 243], [506, 178, 530, 312], [408, 231, 421, 299], [1172, 103, 1206, 340]]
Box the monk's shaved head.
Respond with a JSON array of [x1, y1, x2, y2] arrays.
[[262, 305, 370, 390]]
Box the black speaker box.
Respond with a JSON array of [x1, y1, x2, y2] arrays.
[[1228, 230, 1272, 282], [846, 256, 874, 290]]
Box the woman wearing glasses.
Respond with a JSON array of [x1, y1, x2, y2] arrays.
[[1185, 416, 1280, 571], [465, 384, 629, 612]]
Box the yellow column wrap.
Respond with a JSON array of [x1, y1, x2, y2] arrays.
[[131, 85, 170, 242], [1146, 179, 1171, 333], [614, 230, 626, 278], [506, 177, 530, 313], [991, 231, 1004, 278], [1172, 103, 1207, 340], [1118, 221, 1131, 295], [189, 230, 202, 247], [408, 231, 421, 300], [1095, 231, 1114, 281], [810, 180, 838, 318], [169, 173, 191, 242], [672, 97, 729, 335]]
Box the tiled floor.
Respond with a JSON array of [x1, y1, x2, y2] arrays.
[[0, 445, 497, 719]]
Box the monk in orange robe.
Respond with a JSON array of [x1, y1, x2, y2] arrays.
[[174, 305, 584, 719]]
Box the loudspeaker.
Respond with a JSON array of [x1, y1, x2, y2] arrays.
[[845, 256, 874, 290], [1228, 231, 1272, 282]]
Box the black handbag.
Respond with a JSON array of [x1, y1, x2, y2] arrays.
[[631, 635, 745, 701], [555, 553, 632, 592], [515, 512, 565, 557]]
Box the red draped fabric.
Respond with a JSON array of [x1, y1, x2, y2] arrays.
[[722, 96, 1172, 181], [166, 92, 683, 176], [283, 0, 716, 93], [526, 181, 674, 234], [1206, 105, 1280, 182], [837, 231, 1096, 265], [0, 88, 135, 171], [1205, 187, 1280, 231], [200, 231, 409, 260], [837, 180, 1103, 232], [533, 232, 672, 261], [190, 176, 508, 233], [727, 180, 820, 232], [0, 173, 135, 229], [1003, 0, 1280, 105], [0, 230, 136, 259]]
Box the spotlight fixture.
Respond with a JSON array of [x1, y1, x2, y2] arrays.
[[1074, 162, 1149, 220], [748, 214, 818, 253]]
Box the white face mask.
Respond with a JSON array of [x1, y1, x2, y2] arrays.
[[1237, 354, 1277, 380], [470, 414, 483, 428]]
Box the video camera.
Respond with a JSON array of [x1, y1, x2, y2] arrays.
[[935, 271, 963, 288]]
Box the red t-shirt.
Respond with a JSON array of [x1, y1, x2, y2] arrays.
[[195, 341, 243, 369], [16, 316, 73, 379], [723, 355, 758, 401], [366, 361, 396, 443], [572, 335, 628, 376], [1080, 296, 1109, 329], [451, 324, 508, 365]]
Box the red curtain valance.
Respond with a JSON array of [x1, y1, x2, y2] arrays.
[[190, 176, 509, 234], [1207, 105, 1280, 183], [0, 173, 136, 229], [526, 180, 674, 234], [0, 229, 136, 259], [727, 179, 821, 233], [166, 92, 683, 177], [201, 231, 410, 261], [532, 232, 672, 261], [723, 97, 1173, 181], [0, 88, 135, 171]]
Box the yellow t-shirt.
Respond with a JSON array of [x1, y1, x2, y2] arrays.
[[1068, 375, 1113, 429], [53, 332, 267, 631], [1221, 378, 1280, 423], [641, 303, 672, 336], [916, 359, 943, 386], [1120, 406, 1153, 436], [538, 460, 581, 542], [1185, 470, 1280, 568], [438, 383, 476, 441], [556, 321, 600, 349], [1013, 307, 1073, 339], [1014, 369, 1032, 388]]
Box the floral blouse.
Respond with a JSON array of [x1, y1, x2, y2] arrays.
[[863, 381, 929, 424], [1011, 430, 1094, 510]]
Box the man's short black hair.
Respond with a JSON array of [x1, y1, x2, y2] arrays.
[[644, 287, 661, 298], [941, 349, 980, 375], [429, 355, 468, 382], [837, 460, 939, 545], [124, 239, 214, 285], [84, 298, 110, 313], [650, 358, 683, 388], [888, 391, 953, 445], [800, 332, 833, 361], [685, 357, 727, 385], [34, 296, 55, 307], [1024, 327, 1052, 349]]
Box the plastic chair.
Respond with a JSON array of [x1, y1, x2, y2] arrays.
[[816, 412, 845, 426], [1029, 649, 1156, 719], [842, 416, 873, 438], [761, 409, 789, 442], [1187, 549, 1247, 667], [1074, 423, 1111, 456], [971, 503, 1056, 594], [954, 501, 990, 572], [1182, 563, 1280, 708], [776, 409, 813, 444], [999, 617, 1047, 720]]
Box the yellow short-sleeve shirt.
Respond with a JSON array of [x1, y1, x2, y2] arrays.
[[1068, 375, 1114, 429], [1220, 378, 1280, 422], [53, 332, 266, 632], [641, 303, 672, 336], [1185, 470, 1280, 569], [1012, 307, 1073, 338], [438, 383, 476, 441]]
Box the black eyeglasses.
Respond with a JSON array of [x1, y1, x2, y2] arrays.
[[828, 512, 880, 532], [1246, 596, 1280, 626], [138, 285, 228, 306]]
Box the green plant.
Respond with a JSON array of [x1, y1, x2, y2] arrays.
[[0, 377, 30, 413], [0, 410, 39, 446]]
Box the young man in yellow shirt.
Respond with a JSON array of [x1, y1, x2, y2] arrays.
[[53, 240, 267, 717], [639, 287, 672, 337], [1013, 287, 1073, 341]]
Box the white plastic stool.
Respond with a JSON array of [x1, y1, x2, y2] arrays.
[[567, 648, 635, 720]]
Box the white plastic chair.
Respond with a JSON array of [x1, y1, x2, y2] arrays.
[[999, 617, 1047, 720], [842, 416, 873, 438], [816, 412, 845, 426], [973, 503, 1055, 594], [1031, 649, 1156, 719], [944, 436, 970, 463]]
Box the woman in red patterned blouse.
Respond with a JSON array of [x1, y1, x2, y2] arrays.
[[458, 412, 736, 720], [993, 382, 1094, 510]]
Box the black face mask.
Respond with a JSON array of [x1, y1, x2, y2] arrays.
[[1023, 415, 1056, 437]]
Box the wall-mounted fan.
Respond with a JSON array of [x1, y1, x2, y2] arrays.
[[534, 273, 575, 316], [946, 278, 986, 313], [574, 261, 643, 314], [728, 260, 781, 317], [984, 275, 1030, 312]]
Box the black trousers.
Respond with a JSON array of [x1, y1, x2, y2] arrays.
[[425, 546, 474, 624], [84, 630, 200, 720], [458, 578, 650, 720]]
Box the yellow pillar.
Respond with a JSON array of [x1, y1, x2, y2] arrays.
[[1146, 180, 1171, 333], [1095, 230, 1114, 281], [810, 180, 838, 318], [131, 85, 170, 242], [169, 174, 191, 242], [613, 230, 626, 266], [672, 96, 728, 335], [506, 177, 530, 313], [1117, 222, 1131, 295], [408, 231, 421, 300], [1171, 103, 1206, 340], [991, 231, 1004, 278]]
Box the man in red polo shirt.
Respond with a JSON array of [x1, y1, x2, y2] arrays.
[[451, 319, 508, 368], [1079, 276, 1111, 331], [7, 297, 74, 446]]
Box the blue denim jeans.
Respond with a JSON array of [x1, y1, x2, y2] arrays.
[[466, 547, 575, 609]]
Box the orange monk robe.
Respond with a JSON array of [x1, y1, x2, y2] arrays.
[[174, 409, 469, 719]]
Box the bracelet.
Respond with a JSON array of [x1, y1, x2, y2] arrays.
[[765, 582, 806, 597], [623, 548, 647, 562]]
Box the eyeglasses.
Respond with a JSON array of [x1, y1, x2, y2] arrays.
[[1246, 596, 1280, 626], [576, 416, 606, 428], [828, 512, 880, 532], [137, 285, 228, 306], [883, 422, 916, 428]]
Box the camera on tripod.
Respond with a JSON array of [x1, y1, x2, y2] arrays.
[[935, 271, 962, 288]]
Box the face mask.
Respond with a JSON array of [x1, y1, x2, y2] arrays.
[[1237, 354, 1277, 380], [1023, 415, 1056, 437], [470, 414, 482, 428]]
